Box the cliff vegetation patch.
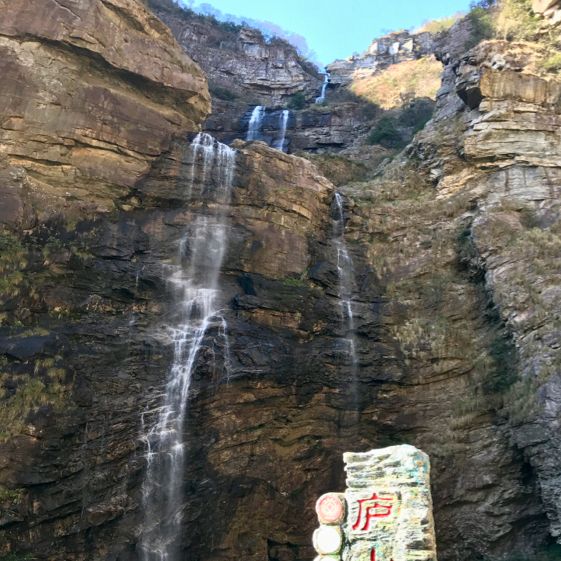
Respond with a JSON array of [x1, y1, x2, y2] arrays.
[[350, 57, 442, 109], [0, 356, 71, 442]]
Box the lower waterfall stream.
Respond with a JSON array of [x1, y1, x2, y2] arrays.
[[246, 105, 265, 141], [332, 192, 359, 397], [138, 133, 236, 561], [275, 109, 290, 151]]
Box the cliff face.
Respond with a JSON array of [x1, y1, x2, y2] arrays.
[[443, 40, 561, 543], [0, 0, 212, 556], [0, 132, 342, 560], [0, 0, 210, 222], [327, 30, 435, 87], [148, 2, 410, 160], [337, 26, 561, 559], [149, 0, 322, 107], [2, 2, 561, 561]]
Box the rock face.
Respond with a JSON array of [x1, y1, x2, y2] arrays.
[[327, 31, 435, 87], [0, 0, 210, 219], [0, 0, 211, 557], [149, 2, 374, 159], [0, 126, 363, 560], [337, 32, 561, 559], [532, 0, 561, 22], [450, 41, 561, 543], [207, 103, 378, 155], [146, 2, 436, 162], [2, 3, 561, 561], [149, 0, 321, 106]]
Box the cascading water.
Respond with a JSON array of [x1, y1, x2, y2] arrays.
[[275, 109, 290, 151], [315, 72, 330, 104], [332, 192, 359, 381], [139, 133, 235, 561], [246, 105, 265, 141]]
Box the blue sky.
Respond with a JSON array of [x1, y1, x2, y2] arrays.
[[188, 0, 473, 65]]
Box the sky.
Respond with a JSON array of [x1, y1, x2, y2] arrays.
[[187, 0, 474, 66]]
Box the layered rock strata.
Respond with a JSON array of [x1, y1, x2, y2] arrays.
[[0, 0, 210, 220], [1, 2, 561, 561], [149, 0, 322, 106], [335, 33, 561, 559]]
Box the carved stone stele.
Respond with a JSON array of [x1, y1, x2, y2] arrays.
[[313, 445, 437, 561]]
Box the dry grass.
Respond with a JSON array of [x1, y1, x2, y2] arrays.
[[350, 57, 443, 110], [0, 357, 70, 442], [417, 13, 463, 34], [495, 0, 540, 40]]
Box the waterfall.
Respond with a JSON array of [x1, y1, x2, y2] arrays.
[[315, 72, 330, 104], [139, 133, 235, 561], [275, 110, 290, 151], [332, 192, 358, 379], [246, 105, 265, 141]]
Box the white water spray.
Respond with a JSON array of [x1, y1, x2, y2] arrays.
[[332, 192, 358, 377], [246, 105, 265, 141], [139, 133, 235, 561], [315, 72, 330, 104], [275, 110, 290, 151]]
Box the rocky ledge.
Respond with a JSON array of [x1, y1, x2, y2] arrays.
[[0, 0, 210, 222]]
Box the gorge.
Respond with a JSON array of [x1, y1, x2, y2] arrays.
[[0, 1, 561, 561]]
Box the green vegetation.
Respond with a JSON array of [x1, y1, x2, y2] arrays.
[[308, 154, 369, 186], [367, 117, 404, 149], [281, 276, 308, 288], [215, 20, 243, 34], [287, 92, 307, 110], [482, 329, 518, 394], [0, 377, 48, 441], [465, 0, 541, 49], [147, 0, 183, 13], [398, 101, 434, 134], [148, 0, 244, 34], [495, 0, 540, 40], [457, 226, 485, 284], [507, 376, 540, 425], [466, 2, 496, 48], [0, 555, 36, 561], [359, 102, 379, 120]]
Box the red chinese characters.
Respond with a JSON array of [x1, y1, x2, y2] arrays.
[[371, 548, 393, 561], [352, 492, 395, 531]]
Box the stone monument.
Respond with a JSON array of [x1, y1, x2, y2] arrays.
[[312, 445, 437, 561]]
